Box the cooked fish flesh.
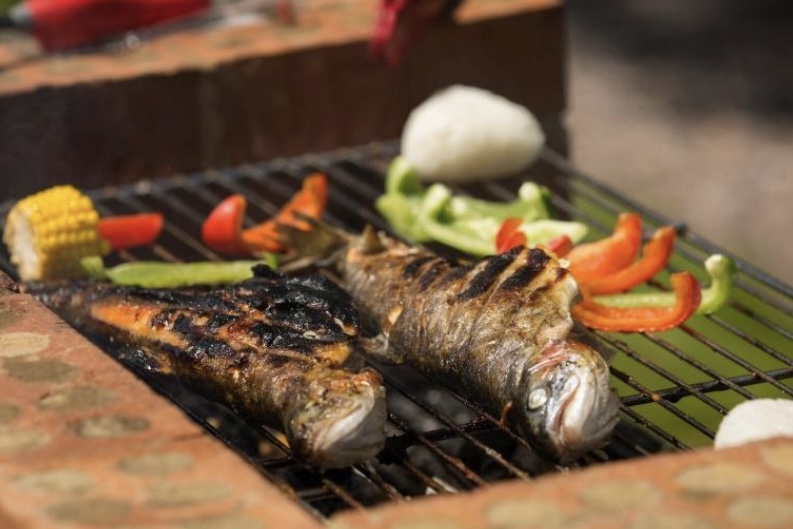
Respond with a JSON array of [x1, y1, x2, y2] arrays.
[[28, 265, 387, 469], [283, 224, 620, 461]]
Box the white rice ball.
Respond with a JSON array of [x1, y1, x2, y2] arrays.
[[714, 398, 793, 449], [401, 85, 546, 183]]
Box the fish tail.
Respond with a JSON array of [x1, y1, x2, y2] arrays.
[[276, 214, 351, 271]]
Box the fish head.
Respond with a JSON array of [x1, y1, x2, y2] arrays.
[[516, 339, 619, 461], [285, 367, 387, 469]]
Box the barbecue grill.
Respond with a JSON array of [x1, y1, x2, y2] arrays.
[[1, 140, 791, 523]]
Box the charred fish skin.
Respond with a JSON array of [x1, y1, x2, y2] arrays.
[[341, 232, 619, 461], [28, 265, 387, 469]]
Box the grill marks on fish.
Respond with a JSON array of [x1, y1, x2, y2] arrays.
[[333, 231, 616, 460], [345, 240, 576, 369], [28, 265, 387, 469], [457, 248, 520, 301]]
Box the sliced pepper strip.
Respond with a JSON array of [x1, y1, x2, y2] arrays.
[[595, 254, 736, 315], [572, 272, 702, 332], [567, 213, 643, 283], [200, 173, 328, 256], [376, 156, 587, 257], [241, 172, 328, 253], [81, 256, 278, 288], [546, 234, 573, 257], [495, 217, 526, 253], [584, 226, 676, 296], [496, 219, 573, 257], [98, 213, 164, 251], [201, 194, 249, 256]]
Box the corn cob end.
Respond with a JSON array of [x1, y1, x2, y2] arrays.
[[3, 185, 110, 281]]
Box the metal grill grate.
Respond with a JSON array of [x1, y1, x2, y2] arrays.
[[2, 141, 792, 518]]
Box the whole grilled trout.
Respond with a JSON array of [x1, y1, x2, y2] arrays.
[[285, 224, 620, 461], [28, 265, 386, 469]]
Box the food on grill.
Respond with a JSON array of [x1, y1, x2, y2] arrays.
[[280, 223, 620, 461], [495, 217, 574, 257], [399, 85, 545, 184], [28, 265, 388, 469], [499, 212, 710, 332], [376, 157, 587, 257], [97, 212, 164, 252], [202, 172, 328, 256], [714, 399, 793, 449], [597, 254, 736, 316], [573, 274, 701, 333], [82, 257, 277, 288], [4, 185, 109, 281], [3, 185, 163, 281]]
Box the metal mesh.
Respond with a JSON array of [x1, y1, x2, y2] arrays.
[[2, 141, 792, 518]]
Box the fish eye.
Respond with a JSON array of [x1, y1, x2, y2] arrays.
[[528, 387, 549, 410]]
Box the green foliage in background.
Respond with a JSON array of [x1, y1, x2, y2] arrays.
[[1, 0, 19, 15]]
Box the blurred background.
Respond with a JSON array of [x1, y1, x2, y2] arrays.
[[565, 0, 793, 285]]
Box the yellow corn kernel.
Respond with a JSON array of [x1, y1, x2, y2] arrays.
[[3, 185, 110, 281]]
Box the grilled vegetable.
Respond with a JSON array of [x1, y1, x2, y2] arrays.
[[98, 212, 164, 252], [498, 213, 709, 331], [280, 222, 619, 462], [4, 185, 109, 281], [582, 226, 676, 296], [572, 273, 702, 333], [241, 172, 328, 253], [566, 213, 643, 284], [81, 256, 278, 288], [202, 173, 329, 256], [28, 265, 387, 469], [4, 185, 166, 281], [595, 254, 736, 315], [376, 156, 588, 257], [496, 217, 574, 257], [202, 194, 250, 256]]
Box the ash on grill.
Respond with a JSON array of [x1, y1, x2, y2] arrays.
[[1, 141, 792, 519]]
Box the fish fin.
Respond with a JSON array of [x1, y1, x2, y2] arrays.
[[115, 344, 171, 374], [358, 225, 386, 254], [500, 400, 514, 426], [276, 214, 348, 271], [360, 333, 404, 364]]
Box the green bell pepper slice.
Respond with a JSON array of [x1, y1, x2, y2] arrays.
[[81, 255, 278, 288], [376, 156, 587, 257], [595, 254, 736, 315]]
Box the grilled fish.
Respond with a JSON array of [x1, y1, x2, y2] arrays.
[[283, 224, 620, 461], [28, 265, 387, 469]]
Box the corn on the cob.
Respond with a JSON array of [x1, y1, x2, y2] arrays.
[[3, 185, 109, 281]]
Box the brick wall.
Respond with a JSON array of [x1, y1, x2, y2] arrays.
[[0, 0, 565, 199]]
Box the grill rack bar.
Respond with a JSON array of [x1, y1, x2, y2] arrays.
[[1, 141, 791, 518]]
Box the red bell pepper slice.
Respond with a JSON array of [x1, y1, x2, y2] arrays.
[[572, 272, 701, 332], [584, 226, 676, 295], [496, 219, 573, 258], [241, 172, 328, 253], [98, 213, 164, 251], [546, 234, 573, 258], [201, 173, 329, 256], [201, 194, 250, 256], [495, 217, 526, 253], [567, 213, 643, 283]]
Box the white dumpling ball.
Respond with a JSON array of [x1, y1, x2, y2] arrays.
[[401, 85, 546, 184], [714, 398, 793, 449]]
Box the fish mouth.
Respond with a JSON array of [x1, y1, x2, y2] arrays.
[[308, 381, 388, 469], [545, 367, 620, 459], [285, 369, 387, 469]]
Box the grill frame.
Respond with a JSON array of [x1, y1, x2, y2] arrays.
[[2, 141, 791, 519]]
